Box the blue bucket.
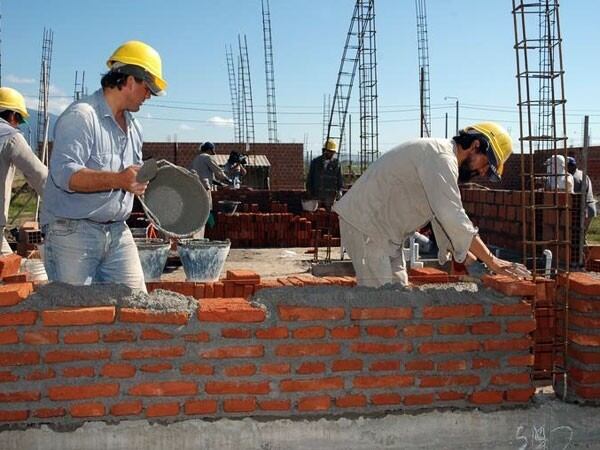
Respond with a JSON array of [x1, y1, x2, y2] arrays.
[[135, 239, 171, 281], [177, 239, 231, 282]]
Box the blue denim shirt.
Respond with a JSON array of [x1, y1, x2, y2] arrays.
[[41, 89, 143, 225]]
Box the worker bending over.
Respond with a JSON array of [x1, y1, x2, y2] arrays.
[[190, 141, 231, 190], [0, 87, 47, 254], [333, 122, 522, 287], [42, 40, 167, 291]]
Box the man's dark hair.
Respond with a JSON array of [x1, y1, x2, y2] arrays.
[[0, 110, 23, 124], [101, 71, 143, 90], [452, 130, 488, 154]]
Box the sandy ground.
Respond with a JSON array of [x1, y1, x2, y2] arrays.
[[162, 247, 344, 280]]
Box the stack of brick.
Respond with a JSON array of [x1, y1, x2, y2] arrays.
[[17, 221, 43, 258], [0, 275, 535, 425], [559, 272, 600, 403]]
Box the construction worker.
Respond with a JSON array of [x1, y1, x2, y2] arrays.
[[567, 156, 597, 234], [41, 40, 167, 291], [306, 139, 344, 211], [0, 87, 47, 254], [190, 141, 231, 190], [333, 122, 526, 287]]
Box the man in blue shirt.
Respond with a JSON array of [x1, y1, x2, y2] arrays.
[[42, 40, 167, 291]]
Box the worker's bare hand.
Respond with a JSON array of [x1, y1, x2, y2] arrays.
[[119, 165, 148, 196], [488, 256, 531, 280]]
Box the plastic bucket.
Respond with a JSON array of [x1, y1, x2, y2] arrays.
[[177, 239, 231, 282], [135, 238, 171, 281]]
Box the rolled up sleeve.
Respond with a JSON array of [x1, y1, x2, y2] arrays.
[[417, 153, 478, 263], [50, 108, 94, 192]]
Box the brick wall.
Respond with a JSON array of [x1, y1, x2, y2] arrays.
[[0, 272, 537, 426], [141, 142, 304, 190]]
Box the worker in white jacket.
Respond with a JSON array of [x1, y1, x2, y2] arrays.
[[333, 122, 519, 287]]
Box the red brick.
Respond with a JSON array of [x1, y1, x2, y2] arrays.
[[199, 298, 265, 322], [111, 400, 143, 416], [0, 329, 18, 345], [370, 393, 402, 405], [279, 305, 344, 321], [0, 351, 39, 366], [404, 393, 434, 406], [350, 307, 412, 320], [183, 331, 210, 342], [33, 407, 66, 418], [404, 360, 433, 371], [490, 373, 531, 385], [437, 324, 468, 335], [101, 363, 136, 378], [0, 311, 37, 326], [201, 345, 263, 359], [140, 363, 172, 373], [483, 339, 531, 351], [569, 367, 600, 384], [276, 343, 339, 357], [1, 273, 29, 284], [71, 402, 105, 418], [482, 275, 536, 297], [419, 375, 479, 387], [508, 354, 534, 367], [260, 363, 290, 375], [23, 329, 58, 345], [180, 363, 213, 376], [0, 283, 33, 307], [351, 342, 411, 354], [437, 391, 466, 401], [473, 358, 500, 369], [331, 326, 360, 339], [258, 399, 291, 411], [561, 272, 600, 296], [505, 388, 535, 403], [103, 329, 136, 342], [45, 349, 110, 363], [293, 326, 326, 339], [129, 381, 198, 396], [64, 330, 100, 344], [223, 397, 257, 413], [26, 368, 55, 380], [0, 409, 28, 421], [296, 361, 326, 374], [423, 304, 483, 319], [469, 391, 504, 404], [121, 346, 185, 360], [226, 270, 261, 283], [569, 313, 600, 328], [0, 390, 40, 402], [48, 383, 119, 400], [0, 254, 22, 278], [336, 394, 367, 408], [574, 386, 600, 399], [491, 303, 532, 316], [184, 399, 218, 415], [63, 367, 95, 378], [506, 320, 537, 334], [366, 326, 397, 338], [353, 375, 414, 389], [437, 360, 467, 371], [140, 328, 173, 340], [206, 381, 269, 395], [368, 357, 401, 372], [297, 395, 330, 412], [471, 322, 502, 335], [281, 377, 343, 392], [419, 341, 479, 354], [403, 324, 433, 337], [569, 348, 600, 365], [120, 308, 190, 325], [146, 402, 180, 417], [224, 364, 256, 377], [42, 307, 116, 326], [255, 327, 288, 339], [0, 371, 18, 382], [221, 328, 252, 339]]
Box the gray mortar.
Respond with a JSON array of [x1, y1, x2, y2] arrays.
[[21, 282, 197, 314]]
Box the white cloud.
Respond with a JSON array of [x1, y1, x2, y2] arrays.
[[178, 123, 194, 131], [207, 116, 234, 128], [5, 74, 36, 84]]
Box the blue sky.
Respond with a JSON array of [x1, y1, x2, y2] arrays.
[[3, 0, 599, 153]]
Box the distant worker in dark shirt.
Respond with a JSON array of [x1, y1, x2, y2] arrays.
[[306, 139, 344, 211], [567, 156, 597, 234]]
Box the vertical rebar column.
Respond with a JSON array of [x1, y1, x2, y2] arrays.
[[261, 0, 278, 143], [415, 0, 431, 137], [73, 70, 86, 101], [36, 28, 53, 157], [239, 34, 255, 144], [226, 45, 242, 143]]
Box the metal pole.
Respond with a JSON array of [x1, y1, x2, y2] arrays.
[[445, 113, 448, 138], [348, 113, 352, 175], [578, 115, 590, 268], [455, 99, 459, 134]]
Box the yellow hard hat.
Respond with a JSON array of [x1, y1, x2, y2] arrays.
[[323, 139, 338, 152], [0, 87, 29, 121], [107, 40, 167, 96], [464, 122, 512, 182]]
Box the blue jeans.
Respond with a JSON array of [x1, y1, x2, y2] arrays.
[[43, 219, 146, 291]]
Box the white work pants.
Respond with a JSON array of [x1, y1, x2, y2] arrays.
[[339, 218, 407, 287]]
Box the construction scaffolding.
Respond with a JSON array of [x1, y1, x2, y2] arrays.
[[261, 0, 278, 143], [326, 0, 379, 173], [238, 34, 255, 144], [415, 0, 431, 137], [226, 45, 242, 143], [35, 28, 53, 159], [512, 0, 568, 385], [73, 70, 86, 101]]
